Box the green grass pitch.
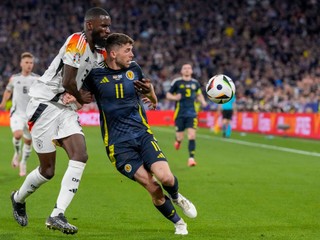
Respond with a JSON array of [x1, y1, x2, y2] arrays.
[[0, 126, 320, 239]]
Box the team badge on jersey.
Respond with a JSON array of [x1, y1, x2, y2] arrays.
[[73, 52, 81, 65], [191, 84, 196, 90], [124, 164, 132, 173], [126, 70, 134, 80], [35, 139, 43, 150]]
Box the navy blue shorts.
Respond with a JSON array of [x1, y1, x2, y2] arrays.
[[175, 116, 198, 132], [106, 133, 167, 180], [222, 110, 233, 120]]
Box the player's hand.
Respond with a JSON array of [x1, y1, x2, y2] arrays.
[[202, 101, 208, 108], [61, 93, 82, 110], [134, 78, 152, 94], [174, 93, 182, 101], [62, 92, 76, 104], [141, 97, 157, 110], [80, 89, 93, 104]]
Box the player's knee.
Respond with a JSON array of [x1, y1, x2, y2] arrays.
[[13, 133, 23, 140], [159, 174, 175, 186], [24, 139, 32, 145], [39, 167, 55, 179], [72, 152, 88, 163]]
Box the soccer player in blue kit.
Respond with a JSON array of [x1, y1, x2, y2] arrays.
[[166, 64, 207, 167], [65, 33, 197, 235]]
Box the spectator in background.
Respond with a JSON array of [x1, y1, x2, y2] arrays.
[[0, 0, 319, 112]]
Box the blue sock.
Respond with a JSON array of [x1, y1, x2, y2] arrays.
[[226, 124, 231, 137], [155, 195, 180, 223], [188, 140, 195, 158]]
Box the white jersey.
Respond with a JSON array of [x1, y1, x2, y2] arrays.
[[7, 72, 39, 116], [29, 31, 106, 103]]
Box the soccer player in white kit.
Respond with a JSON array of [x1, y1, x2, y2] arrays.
[[0, 52, 39, 176], [10, 7, 111, 235]]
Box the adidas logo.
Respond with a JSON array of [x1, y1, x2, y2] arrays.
[[69, 188, 78, 193], [100, 77, 109, 83], [85, 57, 89, 62], [157, 153, 165, 158]]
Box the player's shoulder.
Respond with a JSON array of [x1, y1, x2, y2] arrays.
[[128, 61, 141, 69], [191, 78, 199, 83], [171, 77, 183, 85], [188, 78, 200, 86], [30, 72, 40, 77], [67, 32, 87, 43], [11, 73, 22, 78], [65, 32, 87, 53]]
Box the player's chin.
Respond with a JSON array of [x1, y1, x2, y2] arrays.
[[125, 60, 132, 67], [95, 38, 108, 48]]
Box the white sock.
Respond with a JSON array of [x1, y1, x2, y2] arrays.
[[51, 160, 86, 217], [21, 144, 32, 164], [15, 167, 49, 203], [13, 137, 22, 155]]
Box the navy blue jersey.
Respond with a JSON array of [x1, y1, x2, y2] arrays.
[[168, 78, 202, 119], [83, 61, 152, 146]]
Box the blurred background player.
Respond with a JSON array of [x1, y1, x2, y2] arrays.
[[10, 7, 111, 234], [0, 52, 39, 176], [220, 94, 236, 138], [166, 63, 207, 167]]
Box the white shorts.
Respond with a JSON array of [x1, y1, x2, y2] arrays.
[[27, 98, 84, 153], [10, 113, 31, 140]]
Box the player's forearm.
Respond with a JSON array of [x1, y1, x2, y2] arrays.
[[197, 94, 207, 106], [63, 82, 84, 104], [166, 92, 177, 101], [144, 87, 157, 105], [62, 65, 85, 104], [0, 90, 12, 106]]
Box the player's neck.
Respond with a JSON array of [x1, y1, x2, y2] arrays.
[[21, 70, 31, 76], [105, 60, 120, 70], [182, 76, 191, 81]]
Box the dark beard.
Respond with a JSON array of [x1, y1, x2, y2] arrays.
[[91, 30, 107, 48]]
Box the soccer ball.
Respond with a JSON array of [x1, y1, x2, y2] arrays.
[[206, 74, 235, 104]]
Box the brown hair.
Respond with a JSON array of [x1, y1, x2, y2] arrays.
[[21, 52, 34, 59], [105, 33, 134, 52]]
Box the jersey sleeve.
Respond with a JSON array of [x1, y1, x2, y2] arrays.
[[62, 33, 87, 69], [196, 81, 202, 94], [6, 76, 14, 91], [130, 61, 144, 80], [168, 80, 177, 93], [82, 72, 93, 92]]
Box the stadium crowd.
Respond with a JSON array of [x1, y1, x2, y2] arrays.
[[0, 0, 319, 113]]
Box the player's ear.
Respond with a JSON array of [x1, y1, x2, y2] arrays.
[[85, 20, 93, 31], [110, 50, 116, 59]]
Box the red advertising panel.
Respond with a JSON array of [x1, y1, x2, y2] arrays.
[[0, 111, 10, 126], [1, 110, 319, 139], [198, 111, 320, 139]]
